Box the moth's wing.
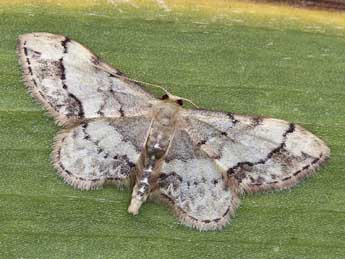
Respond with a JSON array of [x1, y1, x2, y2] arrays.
[[53, 116, 151, 190], [157, 129, 239, 231], [181, 109, 330, 193], [17, 32, 155, 125]]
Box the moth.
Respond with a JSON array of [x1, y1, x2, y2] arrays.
[[17, 32, 330, 231]]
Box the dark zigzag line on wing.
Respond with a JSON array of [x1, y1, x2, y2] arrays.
[[22, 42, 34, 77], [227, 123, 295, 181], [160, 171, 223, 188], [103, 74, 128, 117], [81, 122, 136, 168], [159, 172, 231, 224], [160, 193, 231, 225], [226, 112, 239, 125], [22, 42, 60, 113], [61, 37, 71, 54], [56, 147, 124, 182], [249, 153, 324, 187], [92, 62, 127, 117], [59, 38, 85, 117]]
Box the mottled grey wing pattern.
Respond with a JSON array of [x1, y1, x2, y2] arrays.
[[158, 129, 239, 231], [182, 109, 330, 193], [54, 116, 151, 190], [17, 32, 155, 124]]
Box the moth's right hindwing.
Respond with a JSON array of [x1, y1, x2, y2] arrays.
[[17, 33, 155, 124], [158, 129, 239, 231], [54, 116, 151, 190]]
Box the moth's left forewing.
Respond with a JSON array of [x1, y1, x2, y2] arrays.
[[17, 33, 155, 125], [181, 109, 330, 193]]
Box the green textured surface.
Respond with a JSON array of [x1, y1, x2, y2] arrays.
[[0, 3, 344, 259]]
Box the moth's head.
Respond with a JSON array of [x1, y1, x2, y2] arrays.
[[160, 94, 184, 106]]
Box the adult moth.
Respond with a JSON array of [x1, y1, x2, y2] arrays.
[[17, 32, 330, 231]]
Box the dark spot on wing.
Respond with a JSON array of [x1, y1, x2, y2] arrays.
[[161, 94, 169, 100], [91, 56, 100, 65], [252, 117, 262, 127], [119, 107, 125, 117], [176, 99, 183, 106], [226, 112, 239, 124]]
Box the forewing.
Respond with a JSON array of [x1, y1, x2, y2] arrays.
[[182, 109, 330, 193], [54, 116, 151, 190], [157, 129, 239, 231], [17, 32, 155, 124]]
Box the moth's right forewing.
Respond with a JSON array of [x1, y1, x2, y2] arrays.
[[182, 109, 330, 193]]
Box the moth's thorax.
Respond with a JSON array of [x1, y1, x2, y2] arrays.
[[145, 101, 181, 162], [152, 100, 181, 126]]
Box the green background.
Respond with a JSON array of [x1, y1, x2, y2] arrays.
[[0, 3, 344, 259]]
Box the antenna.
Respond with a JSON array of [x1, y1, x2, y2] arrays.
[[130, 78, 171, 96], [130, 78, 199, 108]]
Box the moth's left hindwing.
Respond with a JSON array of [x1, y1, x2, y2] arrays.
[[17, 33, 155, 125], [54, 116, 151, 190]]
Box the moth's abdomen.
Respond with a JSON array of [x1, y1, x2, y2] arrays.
[[137, 121, 176, 195], [146, 129, 172, 160]]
